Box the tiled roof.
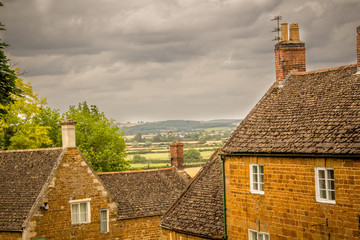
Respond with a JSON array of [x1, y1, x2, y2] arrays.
[[98, 167, 191, 219], [223, 65, 360, 155], [160, 151, 225, 239], [0, 148, 65, 231]]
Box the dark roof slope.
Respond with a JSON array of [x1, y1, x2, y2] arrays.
[[160, 151, 224, 239], [0, 148, 65, 231], [98, 167, 190, 219], [223, 65, 360, 155]]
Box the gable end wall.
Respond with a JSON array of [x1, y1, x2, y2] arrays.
[[24, 148, 118, 240]]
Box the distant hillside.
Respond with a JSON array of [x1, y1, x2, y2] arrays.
[[119, 119, 241, 135]]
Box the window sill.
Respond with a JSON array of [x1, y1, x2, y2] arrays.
[[71, 222, 91, 225], [316, 198, 336, 205], [250, 190, 265, 195]]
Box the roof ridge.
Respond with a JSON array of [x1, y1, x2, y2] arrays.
[[292, 64, 356, 75], [98, 166, 175, 175], [0, 147, 64, 153]]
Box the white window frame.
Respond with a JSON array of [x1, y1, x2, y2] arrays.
[[100, 209, 109, 233], [315, 167, 335, 204], [250, 164, 265, 194], [249, 229, 270, 240], [69, 198, 91, 224]]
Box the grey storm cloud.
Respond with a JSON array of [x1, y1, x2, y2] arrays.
[[1, 0, 359, 122]]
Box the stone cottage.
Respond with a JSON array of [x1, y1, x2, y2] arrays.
[[159, 23, 360, 240], [0, 119, 118, 240], [221, 24, 360, 239], [0, 120, 190, 240]]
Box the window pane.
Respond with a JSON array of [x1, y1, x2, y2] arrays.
[[320, 189, 326, 199], [100, 210, 107, 232], [319, 179, 326, 189], [327, 169, 334, 179], [253, 174, 258, 183], [253, 183, 258, 190], [253, 165, 258, 174], [259, 174, 264, 183], [251, 231, 257, 240], [80, 203, 88, 222], [318, 169, 325, 179], [329, 190, 335, 200], [259, 165, 264, 173], [260, 183, 264, 191], [328, 180, 335, 190], [265, 235, 269, 240], [71, 204, 79, 224], [258, 234, 264, 240]]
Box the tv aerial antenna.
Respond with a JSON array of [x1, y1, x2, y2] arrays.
[[271, 16, 282, 42]]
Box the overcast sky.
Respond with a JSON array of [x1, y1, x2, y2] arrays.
[[1, 0, 359, 122]]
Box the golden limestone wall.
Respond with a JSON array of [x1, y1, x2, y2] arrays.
[[161, 229, 209, 240], [112, 216, 162, 240], [25, 148, 118, 240], [225, 156, 360, 239], [0, 232, 22, 240]]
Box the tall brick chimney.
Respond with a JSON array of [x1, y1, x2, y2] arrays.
[[170, 142, 184, 170], [60, 119, 76, 148], [357, 25, 360, 73], [275, 23, 306, 82]]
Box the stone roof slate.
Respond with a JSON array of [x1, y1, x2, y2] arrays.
[[0, 148, 65, 231], [223, 65, 360, 155], [160, 151, 225, 239], [98, 167, 190, 219]]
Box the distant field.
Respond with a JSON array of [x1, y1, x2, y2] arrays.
[[127, 150, 214, 161], [200, 151, 213, 160], [130, 162, 205, 170]]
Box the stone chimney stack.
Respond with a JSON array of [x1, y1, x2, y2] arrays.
[[275, 23, 306, 82], [60, 119, 76, 148], [357, 25, 360, 73], [170, 142, 184, 170]]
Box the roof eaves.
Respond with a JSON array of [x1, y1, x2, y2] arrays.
[[220, 152, 360, 159]]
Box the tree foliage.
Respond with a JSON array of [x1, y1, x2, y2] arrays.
[[0, 2, 22, 115], [0, 77, 53, 149], [64, 102, 129, 172], [133, 132, 143, 142], [184, 148, 201, 162]]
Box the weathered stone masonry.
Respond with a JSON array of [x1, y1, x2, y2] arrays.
[[225, 156, 360, 239], [26, 148, 118, 240]]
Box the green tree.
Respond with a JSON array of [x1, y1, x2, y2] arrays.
[[133, 132, 143, 142], [152, 134, 161, 142], [0, 2, 22, 115], [184, 148, 202, 162], [0, 77, 52, 149], [64, 102, 129, 172], [33, 106, 62, 147], [8, 125, 52, 149]]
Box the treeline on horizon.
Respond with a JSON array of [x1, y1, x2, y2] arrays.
[[119, 119, 242, 135]]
